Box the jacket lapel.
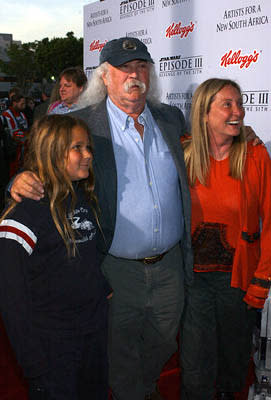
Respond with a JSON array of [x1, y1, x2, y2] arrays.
[[148, 104, 191, 231], [88, 100, 118, 232]]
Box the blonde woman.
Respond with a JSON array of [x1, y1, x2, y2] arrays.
[[180, 78, 271, 400], [0, 115, 110, 400]]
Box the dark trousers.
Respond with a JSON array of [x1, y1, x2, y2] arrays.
[[29, 329, 108, 400], [180, 272, 257, 400], [102, 244, 184, 400]]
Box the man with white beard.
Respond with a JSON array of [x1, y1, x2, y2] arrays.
[[10, 37, 193, 400]]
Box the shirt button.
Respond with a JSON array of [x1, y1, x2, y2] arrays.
[[135, 138, 139, 143], [149, 181, 152, 186], [154, 228, 159, 232], [154, 204, 158, 209], [153, 248, 157, 251]]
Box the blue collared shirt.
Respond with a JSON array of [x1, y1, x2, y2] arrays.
[[48, 101, 79, 115], [107, 97, 184, 259]]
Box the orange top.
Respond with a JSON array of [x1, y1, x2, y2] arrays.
[[189, 142, 271, 308], [191, 155, 239, 273]]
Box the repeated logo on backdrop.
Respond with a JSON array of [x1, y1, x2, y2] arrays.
[[217, 4, 269, 32], [86, 8, 112, 28], [89, 39, 107, 53], [125, 28, 152, 45], [165, 21, 195, 39], [165, 91, 192, 115], [161, 0, 190, 7], [120, 0, 155, 19], [242, 90, 269, 113], [159, 55, 203, 78], [220, 49, 260, 69]]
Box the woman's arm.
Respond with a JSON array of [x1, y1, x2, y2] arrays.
[[243, 146, 271, 308]]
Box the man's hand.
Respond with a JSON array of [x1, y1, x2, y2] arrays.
[[244, 125, 263, 145], [11, 171, 44, 202]]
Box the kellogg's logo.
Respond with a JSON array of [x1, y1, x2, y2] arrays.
[[89, 40, 107, 53], [220, 49, 259, 69], [165, 21, 194, 39]]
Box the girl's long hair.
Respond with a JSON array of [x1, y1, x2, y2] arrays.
[[1, 114, 98, 256], [183, 78, 247, 186]]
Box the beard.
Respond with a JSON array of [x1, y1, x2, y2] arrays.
[[123, 79, 146, 94]]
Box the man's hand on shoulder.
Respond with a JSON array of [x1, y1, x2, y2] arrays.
[[243, 125, 263, 146], [11, 171, 44, 202]]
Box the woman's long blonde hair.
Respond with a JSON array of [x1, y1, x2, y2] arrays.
[[1, 114, 98, 256], [183, 78, 247, 186]]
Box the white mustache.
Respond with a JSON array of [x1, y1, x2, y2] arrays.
[[123, 79, 146, 94]]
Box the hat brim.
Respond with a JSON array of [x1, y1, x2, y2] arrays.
[[105, 52, 154, 67]]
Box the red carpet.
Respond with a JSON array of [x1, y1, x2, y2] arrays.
[[0, 317, 254, 400], [0, 317, 28, 400]]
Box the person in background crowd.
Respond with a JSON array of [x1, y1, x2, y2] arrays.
[[9, 36, 193, 400], [0, 114, 111, 400], [24, 96, 36, 128], [180, 78, 271, 400], [8, 87, 22, 103], [0, 115, 16, 211], [2, 94, 28, 177], [48, 67, 87, 115], [0, 87, 23, 113], [33, 83, 54, 120]]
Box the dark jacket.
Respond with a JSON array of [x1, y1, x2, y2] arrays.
[[72, 99, 194, 285], [0, 187, 110, 378]]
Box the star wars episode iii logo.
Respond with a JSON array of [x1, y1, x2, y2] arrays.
[[242, 90, 269, 113], [166, 21, 194, 38], [86, 9, 112, 28], [159, 55, 203, 77], [217, 4, 268, 32], [162, 0, 190, 7], [120, 0, 155, 19]]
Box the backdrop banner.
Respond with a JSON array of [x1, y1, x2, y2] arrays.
[[83, 0, 270, 148]]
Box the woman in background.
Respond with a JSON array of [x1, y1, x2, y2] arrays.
[[180, 78, 271, 400], [48, 67, 87, 115]]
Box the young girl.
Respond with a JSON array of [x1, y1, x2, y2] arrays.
[[0, 114, 111, 400]]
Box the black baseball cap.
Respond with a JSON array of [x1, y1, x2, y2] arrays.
[[99, 37, 154, 66]]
